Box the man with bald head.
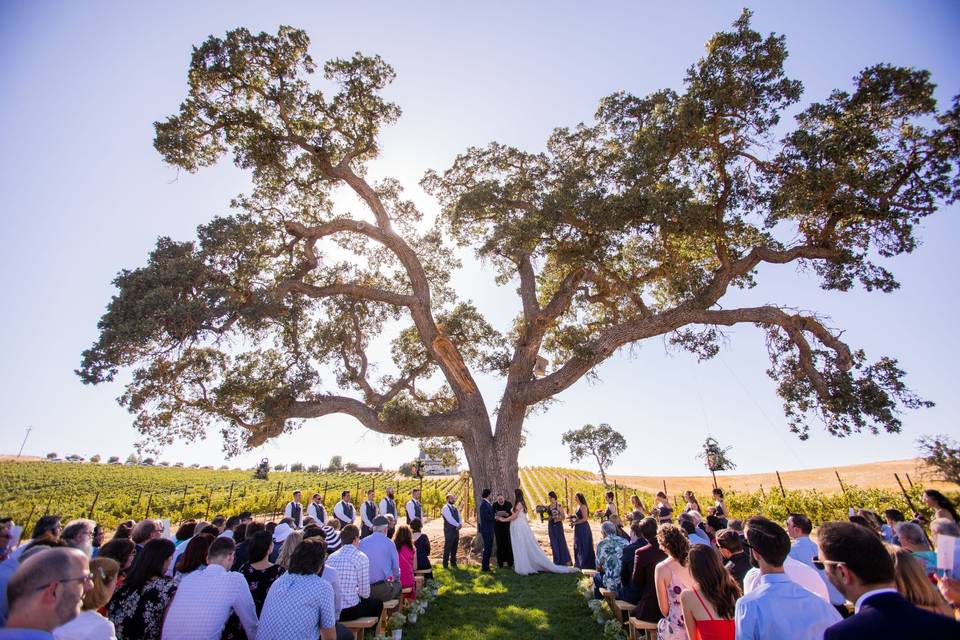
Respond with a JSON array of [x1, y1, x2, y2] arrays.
[[0, 547, 91, 638]]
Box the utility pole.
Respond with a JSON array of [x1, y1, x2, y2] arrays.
[[17, 426, 32, 458]]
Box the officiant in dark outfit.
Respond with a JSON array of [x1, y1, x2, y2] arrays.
[[493, 492, 514, 567]]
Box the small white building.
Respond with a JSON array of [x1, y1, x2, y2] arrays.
[[417, 451, 459, 475]]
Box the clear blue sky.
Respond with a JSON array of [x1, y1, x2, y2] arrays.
[[1, 1, 958, 475]]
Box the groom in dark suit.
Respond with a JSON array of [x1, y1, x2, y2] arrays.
[[478, 488, 496, 572]]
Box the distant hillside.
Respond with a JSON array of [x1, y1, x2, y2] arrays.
[[607, 458, 952, 495]]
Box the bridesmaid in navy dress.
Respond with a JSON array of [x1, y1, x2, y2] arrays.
[[546, 491, 572, 566], [571, 492, 596, 570]]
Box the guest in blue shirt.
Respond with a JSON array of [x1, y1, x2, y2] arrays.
[[358, 516, 401, 602], [735, 516, 841, 640], [257, 538, 339, 640], [817, 521, 960, 638], [678, 514, 711, 546], [1, 548, 92, 640], [786, 513, 847, 616]]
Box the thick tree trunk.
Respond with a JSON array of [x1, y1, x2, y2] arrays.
[[459, 400, 524, 516]]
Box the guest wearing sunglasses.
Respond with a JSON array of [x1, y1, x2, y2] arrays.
[[1, 547, 92, 638]]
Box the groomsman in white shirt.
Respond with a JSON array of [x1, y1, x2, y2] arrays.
[[284, 490, 304, 529], [406, 489, 423, 525], [309, 493, 328, 524], [441, 494, 463, 569], [379, 487, 399, 538], [360, 489, 379, 538], [334, 491, 356, 528]]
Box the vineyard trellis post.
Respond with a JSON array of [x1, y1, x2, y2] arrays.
[[87, 492, 100, 519], [662, 480, 668, 497], [145, 494, 153, 520], [134, 488, 142, 507], [834, 470, 847, 495], [905, 473, 914, 489], [564, 476, 570, 512], [205, 491, 212, 521], [321, 482, 328, 507], [44, 497, 51, 516], [775, 471, 787, 498], [179, 486, 188, 523], [894, 472, 933, 547], [24, 503, 36, 527], [227, 481, 235, 510]]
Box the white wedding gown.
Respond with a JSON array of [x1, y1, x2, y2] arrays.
[[509, 505, 579, 576]]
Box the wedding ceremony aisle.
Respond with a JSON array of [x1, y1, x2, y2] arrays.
[[404, 566, 596, 640]]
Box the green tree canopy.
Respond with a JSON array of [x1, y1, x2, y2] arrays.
[[561, 423, 627, 487], [77, 12, 959, 498]]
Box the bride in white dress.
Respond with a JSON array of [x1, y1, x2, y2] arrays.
[[496, 489, 580, 576]]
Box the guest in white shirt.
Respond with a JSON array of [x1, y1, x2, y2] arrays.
[[54, 556, 120, 639], [161, 537, 258, 640], [218, 516, 240, 540], [441, 494, 463, 569], [360, 489, 379, 539], [378, 487, 399, 537], [735, 516, 840, 640], [309, 494, 328, 524], [406, 490, 423, 525]]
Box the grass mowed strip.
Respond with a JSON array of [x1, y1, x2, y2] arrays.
[[405, 566, 597, 640]]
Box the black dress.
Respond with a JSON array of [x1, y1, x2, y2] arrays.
[[221, 563, 285, 640], [107, 576, 178, 640], [493, 500, 514, 567], [413, 533, 433, 579]]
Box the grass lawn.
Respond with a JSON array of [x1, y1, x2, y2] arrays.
[[403, 566, 601, 640]]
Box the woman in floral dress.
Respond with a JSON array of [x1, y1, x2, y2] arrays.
[[654, 524, 694, 640], [107, 538, 177, 640]]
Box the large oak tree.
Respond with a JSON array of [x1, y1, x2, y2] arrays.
[[79, 12, 959, 501]]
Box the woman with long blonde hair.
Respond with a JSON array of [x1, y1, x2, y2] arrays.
[[887, 545, 953, 617], [275, 530, 303, 570]]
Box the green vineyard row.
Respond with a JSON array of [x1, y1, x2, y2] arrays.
[[1, 461, 950, 529]]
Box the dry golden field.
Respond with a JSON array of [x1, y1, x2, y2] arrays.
[[608, 458, 951, 495]]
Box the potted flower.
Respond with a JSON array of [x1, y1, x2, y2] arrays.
[[603, 619, 627, 640], [387, 612, 406, 640], [408, 600, 426, 624]]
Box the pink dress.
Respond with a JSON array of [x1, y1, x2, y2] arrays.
[[399, 544, 416, 598]]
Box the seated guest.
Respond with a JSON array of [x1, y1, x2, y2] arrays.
[[231, 522, 264, 571], [679, 544, 739, 638], [2, 548, 90, 637], [9, 516, 62, 561], [161, 537, 258, 640], [726, 519, 744, 535], [786, 513, 846, 615], [678, 513, 710, 546], [219, 516, 241, 540], [887, 544, 953, 618], [394, 525, 417, 599], [594, 521, 628, 598], [269, 521, 295, 563], [97, 538, 136, 582], [275, 530, 303, 570], [358, 516, 401, 601], [60, 519, 97, 559], [817, 521, 960, 638], [167, 522, 208, 576], [703, 515, 724, 543], [112, 520, 134, 542], [325, 525, 383, 622], [896, 522, 937, 573], [617, 520, 648, 605], [715, 528, 750, 590], [931, 517, 960, 576], [257, 538, 339, 640], [304, 525, 344, 619], [742, 547, 830, 601], [107, 538, 177, 640], [884, 509, 905, 545], [735, 516, 841, 640], [654, 524, 694, 640], [173, 521, 197, 548], [410, 519, 432, 579], [232, 523, 247, 545], [222, 530, 284, 640], [630, 517, 667, 624], [173, 533, 214, 581], [53, 557, 120, 639], [131, 519, 163, 549]]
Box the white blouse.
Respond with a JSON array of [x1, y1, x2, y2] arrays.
[[54, 609, 117, 640]]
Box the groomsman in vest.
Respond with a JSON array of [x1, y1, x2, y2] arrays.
[[441, 493, 463, 569], [334, 490, 356, 528], [360, 489, 379, 538], [308, 493, 327, 524], [379, 487, 398, 538], [284, 490, 304, 528], [406, 489, 423, 525]]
